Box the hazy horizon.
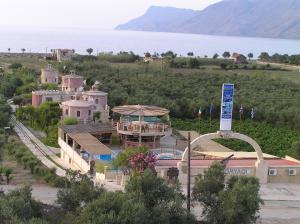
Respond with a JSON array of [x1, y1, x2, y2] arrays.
[[0, 0, 221, 30]]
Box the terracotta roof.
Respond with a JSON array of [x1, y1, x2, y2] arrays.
[[156, 159, 300, 167], [61, 123, 116, 134], [68, 133, 111, 155], [112, 105, 169, 116]]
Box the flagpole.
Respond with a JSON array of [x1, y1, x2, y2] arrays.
[[209, 103, 212, 129], [198, 107, 202, 134], [239, 104, 243, 132], [199, 115, 201, 134]]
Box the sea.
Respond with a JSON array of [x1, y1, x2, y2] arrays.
[[1, 27, 300, 58]]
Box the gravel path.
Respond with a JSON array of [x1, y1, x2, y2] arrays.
[[11, 116, 66, 177]]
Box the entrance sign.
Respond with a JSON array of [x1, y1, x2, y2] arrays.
[[220, 84, 234, 131], [225, 168, 251, 176]]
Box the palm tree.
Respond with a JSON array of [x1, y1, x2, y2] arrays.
[[248, 53, 254, 60], [21, 48, 26, 54], [7, 48, 11, 53]]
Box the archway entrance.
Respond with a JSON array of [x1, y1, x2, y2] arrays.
[[179, 130, 268, 183]]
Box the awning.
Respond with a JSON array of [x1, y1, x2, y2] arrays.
[[112, 105, 169, 116], [68, 133, 111, 155]]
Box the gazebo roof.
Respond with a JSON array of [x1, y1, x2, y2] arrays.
[[112, 105, 169, 116]]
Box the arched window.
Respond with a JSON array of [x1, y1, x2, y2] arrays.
[[95, 99, 99, 104], [77, 111, 81, 117]]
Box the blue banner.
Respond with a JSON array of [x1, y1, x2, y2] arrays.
[[221, 84, 234, 119]]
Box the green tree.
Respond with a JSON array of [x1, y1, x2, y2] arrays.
[[248, 53, 254, 60], [1, 186, 42, 221], [222, 51, 231, 58], [193, 162, 262, 224], [56, 170, 104, 212], [79, 191, 148, 224], [161, 51, 177, 59], [112, 147, 148, 175], [21, 48, 26, 53], [86, 48, 93, 55], [63, 117, 79, 126], [187, 52, 194, 57], [222, 176, 263, 224], [13, 95, 24, 105], [259, 52, 270, 61], [9, 63, 22, 70], [145, 52, 151, 57], [213, 53, 219, 59], [125, 169, 193, 224], [291, 141, 300, 159], [188, 58, 200, 69], [93, 111, 101, 122], [4, 167, 13, 184]]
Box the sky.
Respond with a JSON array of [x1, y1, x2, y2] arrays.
[[0, 0, 221, 29]]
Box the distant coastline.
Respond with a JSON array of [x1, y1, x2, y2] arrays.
[[117, 1, 300, 40], [1, 29, 300, 57]]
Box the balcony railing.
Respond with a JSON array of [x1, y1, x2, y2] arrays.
[[116, 121, 171, 135]]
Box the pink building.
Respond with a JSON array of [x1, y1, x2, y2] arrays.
[[82, 90, 108, 109], [32, 90, 68, 107], [61, 72, 84, 92], [41, 66, 59, 84], [61, 100, 95, 124]]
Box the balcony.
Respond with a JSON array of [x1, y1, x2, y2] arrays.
[[116, 121, 172, 136]]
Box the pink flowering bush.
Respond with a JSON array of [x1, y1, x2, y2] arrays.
[[129, 152, 157, 175]]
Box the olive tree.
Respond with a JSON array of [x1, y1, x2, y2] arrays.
[[193, 162, 262, 224]]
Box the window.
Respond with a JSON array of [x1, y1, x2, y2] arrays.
[[75, 88, 77, 92], [288, 168, 296, 176], [77, 111, 81, 117], [95, 99, 99, 104], [268, 169, 277, 176], [45, 97, 53, 102], [45, 78, 47, 82], [65, 109, 68, 115], [88, 110, 91, 116]]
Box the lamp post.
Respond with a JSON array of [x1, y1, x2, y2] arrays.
[[187, 132, 191, 214]]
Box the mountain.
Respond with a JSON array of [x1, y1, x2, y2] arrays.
[[116, 6, 198, 32], [116, 0, 300, 39]]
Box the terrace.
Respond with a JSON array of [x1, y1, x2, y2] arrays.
[[112, 105, 172, 148]]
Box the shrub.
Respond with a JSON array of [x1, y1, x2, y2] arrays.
[[63, 117, 79, 126], [9, 63, 22, 70]]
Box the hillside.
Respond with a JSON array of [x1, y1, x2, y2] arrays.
[[116, 0, 300, 39], [116, 6, 198, 32]]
